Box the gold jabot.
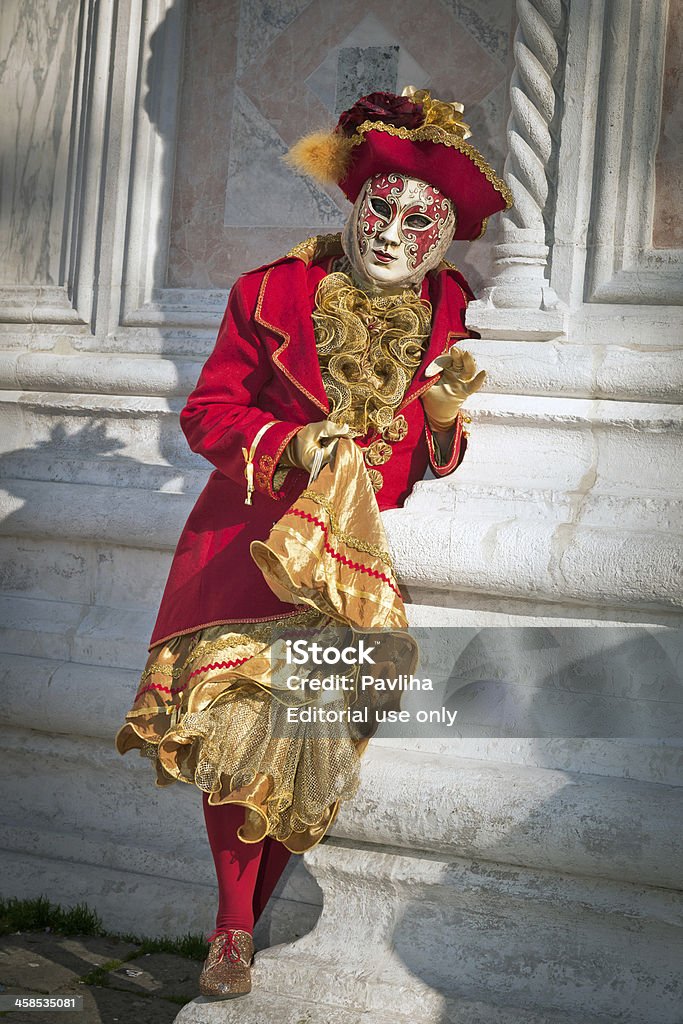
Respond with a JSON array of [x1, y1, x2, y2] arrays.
[[312, 268, 431, 435]]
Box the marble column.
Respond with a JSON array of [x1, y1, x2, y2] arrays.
[[467, 0, 566, 338]]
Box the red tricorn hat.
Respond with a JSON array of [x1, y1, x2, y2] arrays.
[[286, 88, 512, 241]]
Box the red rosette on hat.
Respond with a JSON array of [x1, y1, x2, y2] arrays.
[[286, 88, 512, 241]]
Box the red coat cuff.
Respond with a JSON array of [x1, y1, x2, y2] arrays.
[[425, 411, 468, 476], [248, 420, 303, 503]]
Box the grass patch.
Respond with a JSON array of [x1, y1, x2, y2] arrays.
[[79, 958, 123, 987], [0, 896, 209, 962], [130, 933, 209, 961], [0, 896, 104, 937]]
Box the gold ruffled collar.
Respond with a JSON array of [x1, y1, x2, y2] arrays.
[[313, 265, 432, 434]]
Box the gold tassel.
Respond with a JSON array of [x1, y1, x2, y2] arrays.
[[242, 421, 278, 505], [243, 448, 254, 505]]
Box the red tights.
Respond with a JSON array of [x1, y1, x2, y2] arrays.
[[202, 794, 292, 938]]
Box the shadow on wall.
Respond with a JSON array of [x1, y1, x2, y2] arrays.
[[142, 0, 184, 296], [416, 626, 683, 741], [389, 808, 682, 1024], [380, 628, 683, 1023], [0, 417, 323, 954]]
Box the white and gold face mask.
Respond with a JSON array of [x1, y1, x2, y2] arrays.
[[342, 172, 456, 293]]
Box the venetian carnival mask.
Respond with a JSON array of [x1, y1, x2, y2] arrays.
[[342, 172, 457, 293]]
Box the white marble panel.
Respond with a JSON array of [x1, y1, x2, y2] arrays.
[[0, 0, 80, 288]]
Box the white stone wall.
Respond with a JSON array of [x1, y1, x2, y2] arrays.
[[0, 2, 681, 1023]]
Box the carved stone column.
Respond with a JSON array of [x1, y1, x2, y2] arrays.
[[469, 0, 566, 338]]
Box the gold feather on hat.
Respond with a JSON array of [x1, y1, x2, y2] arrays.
[[283, 130, 355, 184]]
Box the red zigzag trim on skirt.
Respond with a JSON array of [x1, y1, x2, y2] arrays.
[[188, 656, 250, 679], [287, 507, 401, 598], [134, 656, 250, 703], [134, 680, 188, 702]]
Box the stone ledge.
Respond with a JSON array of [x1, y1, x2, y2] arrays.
[[0, 479, 679, 609], [0, 653, 139, 738], [329, 746, 681, 890], [0, 351, 199, 396], [2, 389, 680, 503], [0, 479, 194, 549], [384, 509, 681, 609], [0, 594, 153, 670], [0, 678, 679, 889], [1, 341, 682, 400], [3, 385, 681, 425]]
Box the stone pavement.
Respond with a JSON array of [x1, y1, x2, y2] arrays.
[[0, 931, 201, 1023]]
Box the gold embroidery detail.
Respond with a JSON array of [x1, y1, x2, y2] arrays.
[[312, 270, 431, 434], [367, 469, 384, 492], [151, 607, 321, 649], [363, 440, 392, 467], [185, 634, 263, 666], [382, 415, 408, 443], [258, 454, 274, 471], [299, 488, 393, 568], [138, 663, 176, 684], [272, 466, 289, 492], [286, 233, 344, 263], [348, 121, 513, 209]]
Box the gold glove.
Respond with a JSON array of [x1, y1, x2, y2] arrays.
[[281, 419, 352, 474], [422, 348, 486, 431]]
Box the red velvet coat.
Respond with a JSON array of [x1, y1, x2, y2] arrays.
[[150, 249, 474, 647]]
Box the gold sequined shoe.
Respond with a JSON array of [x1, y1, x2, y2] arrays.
[[198, 929, 254, 998]]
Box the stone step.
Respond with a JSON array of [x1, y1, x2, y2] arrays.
[[0, 476, 679, 609], [173, 984, 608, 1024], [1, 389, 681, 498], [245, 841, 681, 1024]]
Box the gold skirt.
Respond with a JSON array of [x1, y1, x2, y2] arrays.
[[116, 440, 415, 853], [115, 609, 376, 852]]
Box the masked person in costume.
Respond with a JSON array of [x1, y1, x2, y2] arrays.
[[116, 89, 511, 998]]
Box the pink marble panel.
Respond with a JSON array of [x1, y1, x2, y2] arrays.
[[166, 0, 513, 289], [653, 0, 683, 249], [167, 0, 239, 288]]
